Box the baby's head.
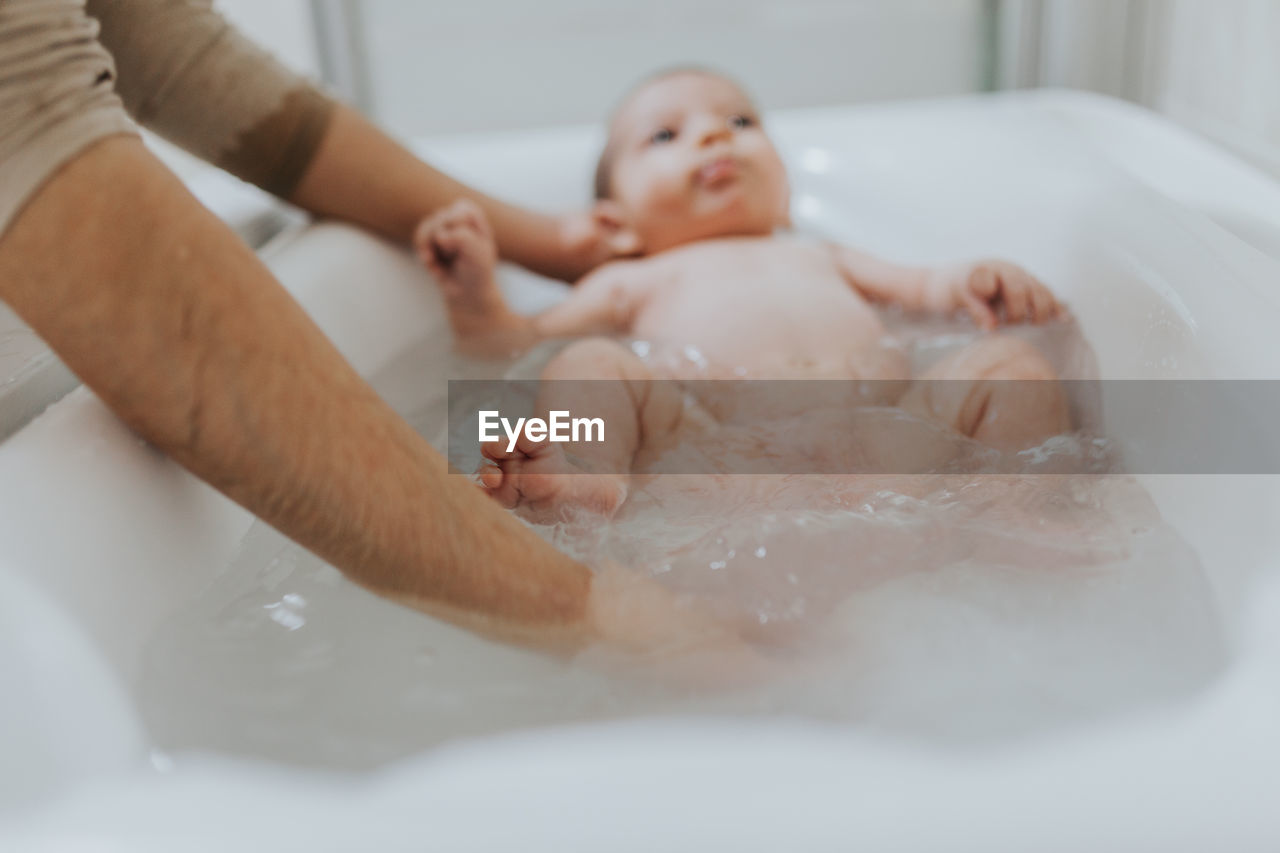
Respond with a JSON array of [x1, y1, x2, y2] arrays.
[[592, 68, 791, 256]]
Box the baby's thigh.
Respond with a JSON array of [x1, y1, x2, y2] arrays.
[[539, 337, 688, 457], [540, 337, 652, 382], [899, 335, 1069, 448]]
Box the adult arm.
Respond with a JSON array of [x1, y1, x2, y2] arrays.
[[86, 0, 607, 281], [289, 104, 607, 281], [0, 0, 738, 658], [0, 134, 600, 646]]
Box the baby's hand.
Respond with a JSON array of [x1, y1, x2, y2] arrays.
[[931, 260, 1063, 330], [414, 198, 499, 298], [415, 199, 511, 337]]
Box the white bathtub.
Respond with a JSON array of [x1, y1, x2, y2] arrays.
[[3, 90, 1280, 849]]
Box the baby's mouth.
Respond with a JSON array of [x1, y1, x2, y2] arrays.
[[697, 156, 740, 188]]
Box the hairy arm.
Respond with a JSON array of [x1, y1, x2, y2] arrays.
[[289, 105, 606, 281], [0, 135, 597, 648]]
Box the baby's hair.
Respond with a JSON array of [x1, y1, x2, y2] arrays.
[[593, 65, 753, 201]]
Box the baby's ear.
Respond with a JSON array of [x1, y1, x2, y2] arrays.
[[593, 200, 644, 258]]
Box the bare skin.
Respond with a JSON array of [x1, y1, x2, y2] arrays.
[[0, 128, 764, 663], [419, 72, 1070, 519], [296, 104, 611, 281]]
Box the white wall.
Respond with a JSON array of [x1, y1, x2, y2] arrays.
[[207, 0, 1280, 184], [1153, 0, 1280, 176], [215, 0, 320, 77], [356, 0, 993, 136], [1016, 0, 1280, 180]]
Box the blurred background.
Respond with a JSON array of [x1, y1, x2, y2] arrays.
[[220, 0, 1279, 177], [3, 0, 1279, 437]]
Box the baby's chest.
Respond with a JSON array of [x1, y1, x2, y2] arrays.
[[635, 247, 864, 326]]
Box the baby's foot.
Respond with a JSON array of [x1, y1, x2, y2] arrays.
[[414, 199, 512, 338], [478, 433, 629, 522]]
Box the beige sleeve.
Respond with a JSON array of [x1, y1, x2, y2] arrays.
[[0, 0, 336, 240], [0, 0, 139, 237], [86, 0, 337, 198]]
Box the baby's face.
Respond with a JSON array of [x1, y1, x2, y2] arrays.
[[603, 72, 790, 254]]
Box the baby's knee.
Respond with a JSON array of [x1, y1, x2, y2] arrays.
[[542, 338, 646, 381], [968, 335, 1059, 382]]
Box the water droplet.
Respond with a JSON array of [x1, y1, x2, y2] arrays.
[[269, 608, 305, 631]]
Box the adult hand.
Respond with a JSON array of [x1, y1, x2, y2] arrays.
[[580, 563, 783, 691], [554, 208, 628, 276]]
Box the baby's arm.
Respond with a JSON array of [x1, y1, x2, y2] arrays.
[[417, 200, 639, 355], [828, 243, 1062, 330]]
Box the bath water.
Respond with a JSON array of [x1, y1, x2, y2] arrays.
[[138, 320, 1225, 770]]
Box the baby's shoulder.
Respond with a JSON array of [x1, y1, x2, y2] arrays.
[[769, 230, 836, 253], [577, 256, 662, 293]]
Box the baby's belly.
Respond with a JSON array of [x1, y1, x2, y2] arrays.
[[634, 290, 902, 381], [734, 342, 911, 382], [639, 327, 910, 382]]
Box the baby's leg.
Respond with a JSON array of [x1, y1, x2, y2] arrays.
[[479, 338, 685, 521], [898, 335, 1070, 452]]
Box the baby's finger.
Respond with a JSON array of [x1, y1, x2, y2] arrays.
[[413, 215, 446, 256], [959, 289, 998, 331], [440, 198, 474, 220], [467, 204, 494, 242], [450, 227, 491, 262], [452, 198, 486, 231], [431, 226, 465, 262], [1000, 273, 1030, 324], [968, 264, 1000, 300], [422, 202, 472, 239], [419, 249, 445, 278], [1028, 284, 1055, 324]]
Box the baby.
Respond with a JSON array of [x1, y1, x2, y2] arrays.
[[417, 68, 1070, 520]]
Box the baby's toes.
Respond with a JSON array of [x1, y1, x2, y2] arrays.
[[481, 461, 524, 509], [477, 462, 504, 491], [481, 439, 520, 463], [514, 432, 555, 459]]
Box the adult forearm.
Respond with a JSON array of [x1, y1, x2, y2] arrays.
[[0, 136, 592, 644], [289, 105, 596, 282]]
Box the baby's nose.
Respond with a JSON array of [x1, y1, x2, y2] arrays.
[[696, 119, 732, 147]]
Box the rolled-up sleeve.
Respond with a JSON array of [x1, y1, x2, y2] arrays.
[[0, 0, 138, 237], [87, 0, 336, 198], [0, 0, 337, 240]]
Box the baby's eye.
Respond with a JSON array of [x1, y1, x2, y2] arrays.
[[649, 127, 676, 145], [728, 114, 756, 130]]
